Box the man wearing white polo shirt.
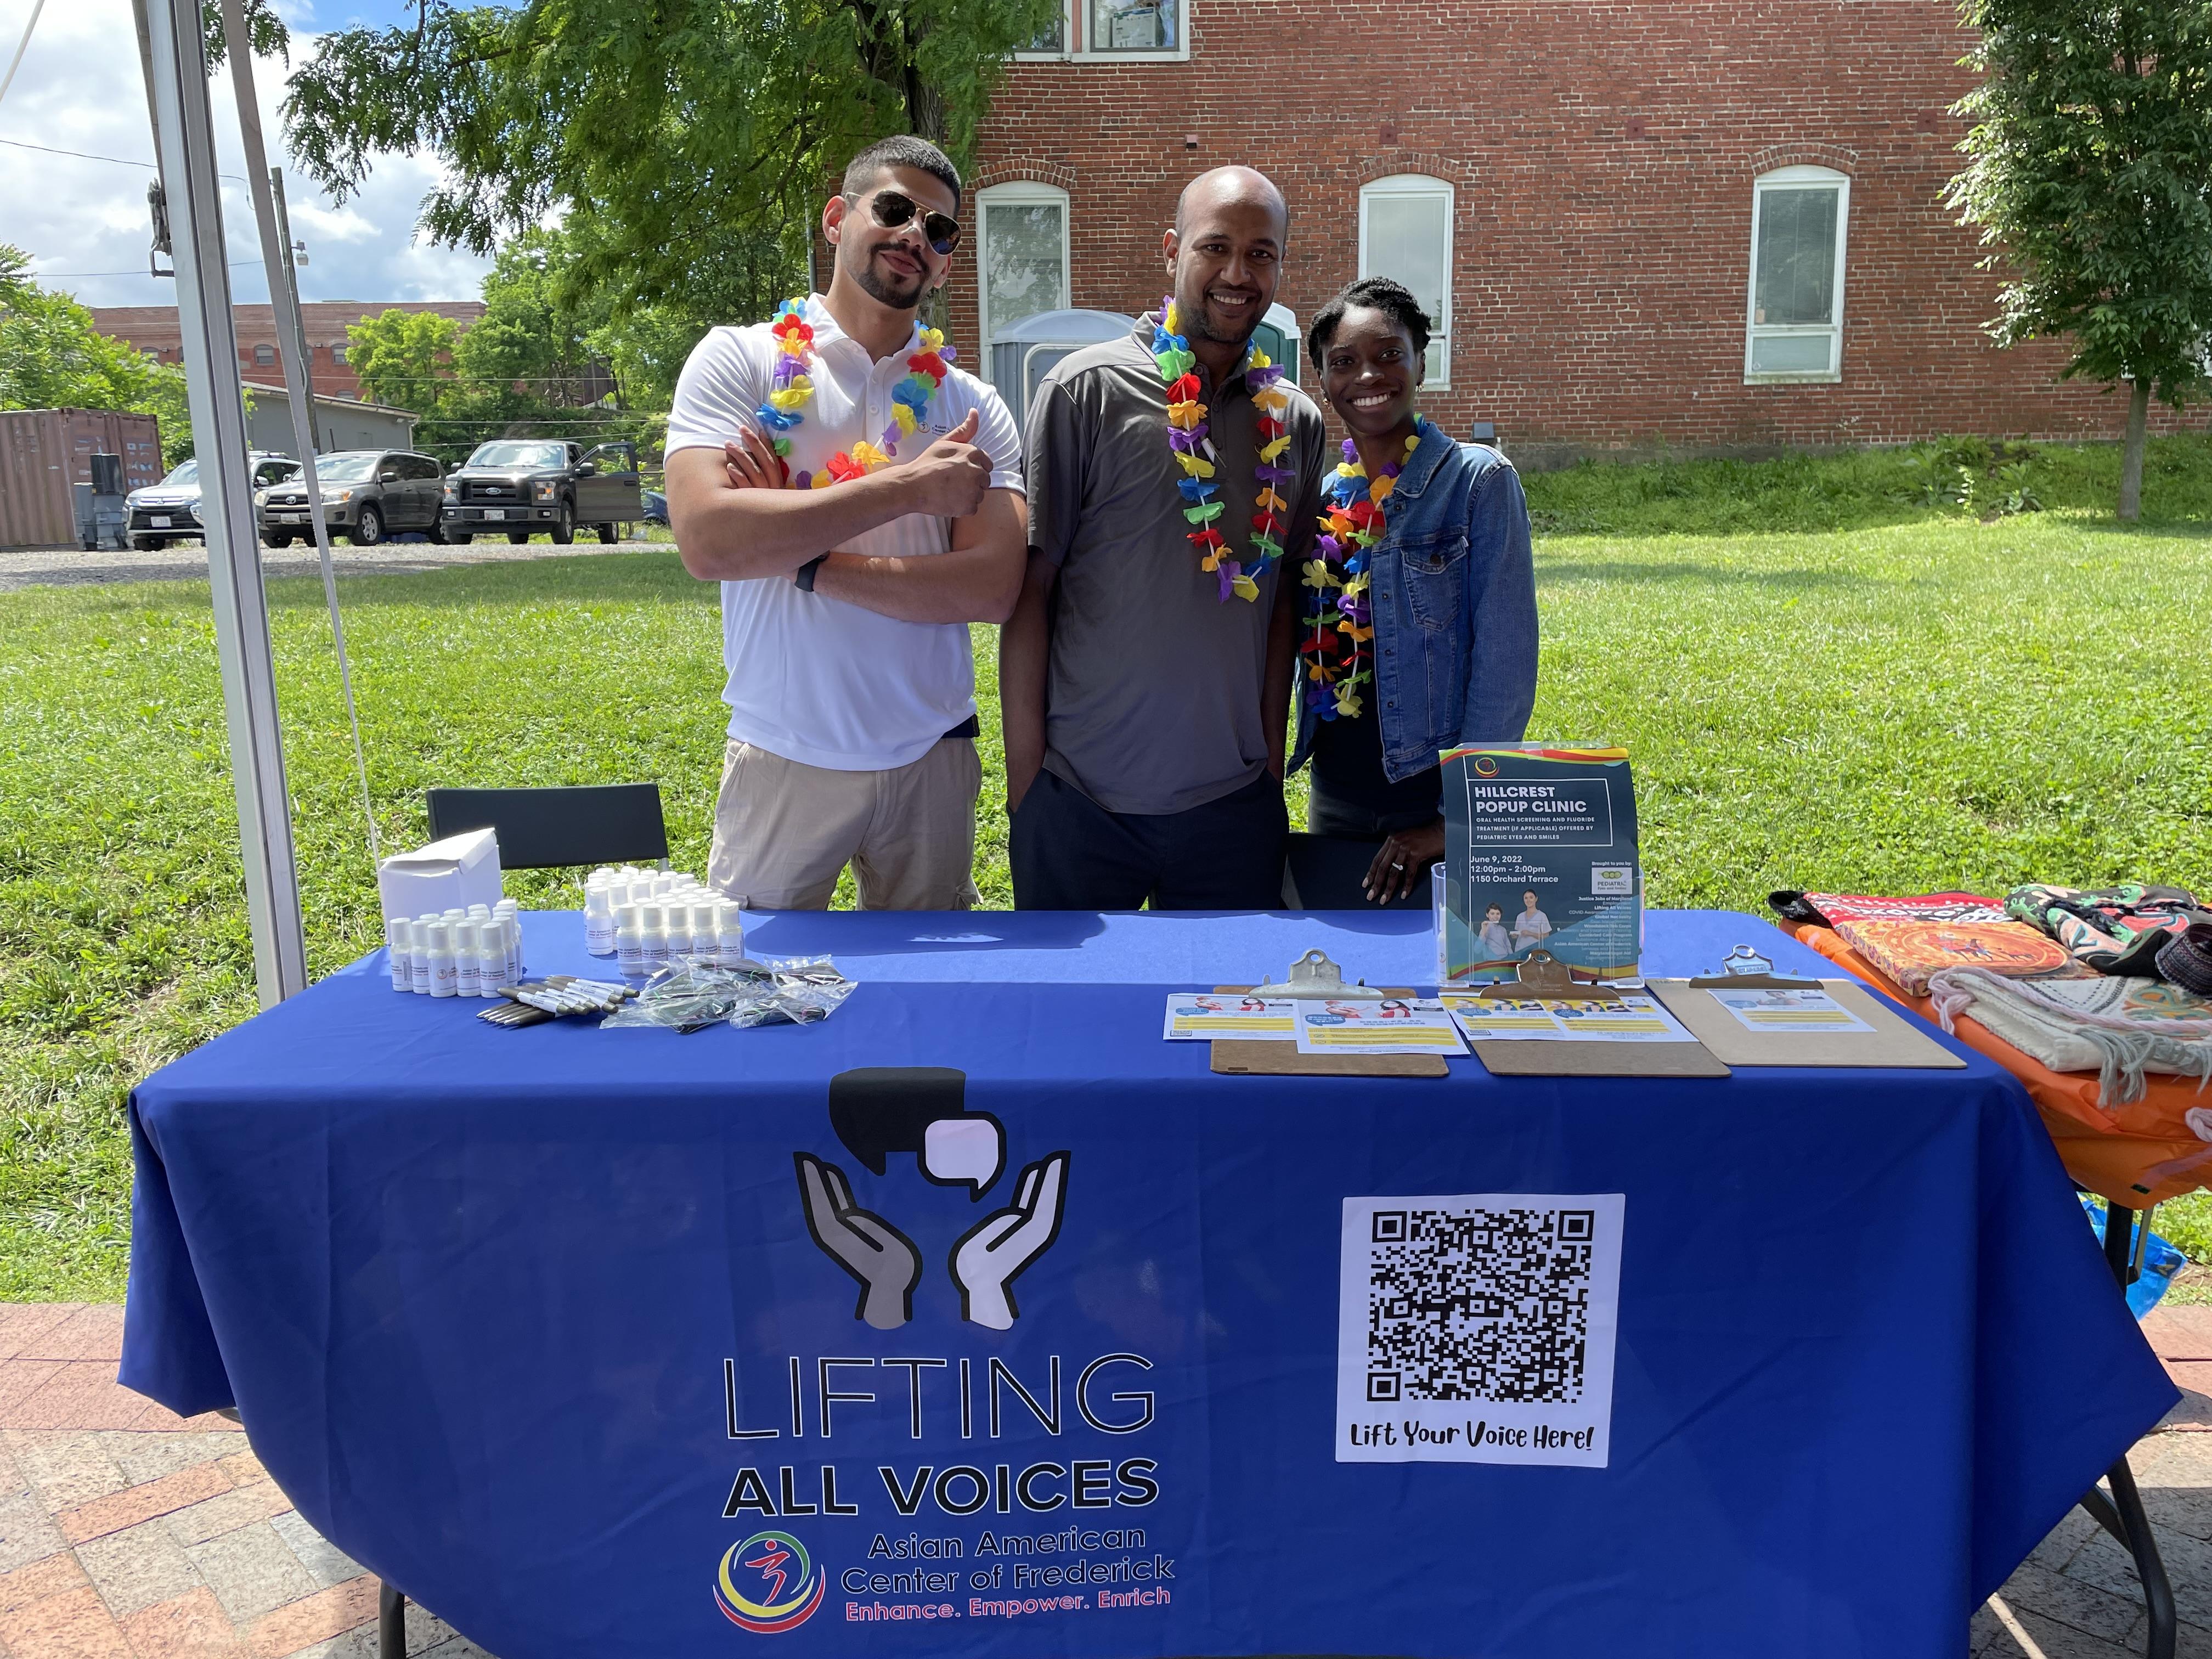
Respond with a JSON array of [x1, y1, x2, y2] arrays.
[[665, 137, 1026, 910]]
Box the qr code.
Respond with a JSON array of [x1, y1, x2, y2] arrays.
[[1362, 1204, 1598, 1406]]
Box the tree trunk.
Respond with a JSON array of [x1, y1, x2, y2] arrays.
[[2118, 377, 2150, 521]]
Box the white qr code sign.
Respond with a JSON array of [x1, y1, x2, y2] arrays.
[[1337, 1194, 1624, 1468]]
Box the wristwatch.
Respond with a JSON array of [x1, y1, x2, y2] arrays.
[[794, 554, 827, 592]]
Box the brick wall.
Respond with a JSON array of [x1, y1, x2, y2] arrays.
[[89, 303, 486, 402], [958, 0, 2204, 459]]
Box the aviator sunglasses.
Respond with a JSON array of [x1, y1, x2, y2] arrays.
[[847, 188, 963, 257]]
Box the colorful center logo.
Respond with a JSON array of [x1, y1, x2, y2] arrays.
[[1472, 754, 1499, 776], [715, 1531, 825, 1634]]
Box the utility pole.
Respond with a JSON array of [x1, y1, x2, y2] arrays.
[[269, 167, 318, 449]]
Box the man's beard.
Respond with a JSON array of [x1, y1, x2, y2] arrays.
[[851, 246, 928, 311], [1177, 285, 1261, 348]]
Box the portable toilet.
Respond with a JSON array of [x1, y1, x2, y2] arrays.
[[1253, 303, 1300, 386], [988, 309, 1135, 432]]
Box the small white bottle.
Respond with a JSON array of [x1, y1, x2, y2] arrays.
[[714, 901, 746, 966], [411, 915, 436, 993], [584, 884, 616, 956], [639, 904, 668, 968], [427, 921, 458, 997], [495, 900, 522, 979], [665, 905, 692, 962], [454, 921, 482, 997], [476, 923, 505, 995], [388, 918, 413, 991], [616, 912, 645, 980]]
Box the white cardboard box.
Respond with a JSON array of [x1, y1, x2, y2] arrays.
[[377, 827, 504, 919]]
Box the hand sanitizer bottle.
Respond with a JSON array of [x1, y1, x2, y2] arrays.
[[411, 915, 436, 994], [427, 921, 458, 998], [388, 919, 413, 992], [454, 921, 482, 997], [584, 882, 616, 955]]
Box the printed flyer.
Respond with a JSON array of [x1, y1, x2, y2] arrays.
[[1440, 746, 1641, 984]]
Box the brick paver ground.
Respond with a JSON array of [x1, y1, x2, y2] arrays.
[[0, 1306, 487, 1659], [7, 1300, 2210, 1657]]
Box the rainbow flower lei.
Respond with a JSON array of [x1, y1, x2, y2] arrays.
[[1301, 418, 1424, 720], [753, 298, 955, 488], [1154, 297, 1294, 602]]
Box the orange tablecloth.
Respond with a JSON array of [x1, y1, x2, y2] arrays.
[[1791, 923, 2212, 1206]]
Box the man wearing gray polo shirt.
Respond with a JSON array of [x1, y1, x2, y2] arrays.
[[1000, 166, 1328, 910]]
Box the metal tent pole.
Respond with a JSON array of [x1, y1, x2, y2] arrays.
[[139, 0, 309, 1006]]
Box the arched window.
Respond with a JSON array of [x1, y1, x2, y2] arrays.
[[1358, 174, 1455, 385], [975, 182, 1071, 384], [1745, 165, 1850, 381]]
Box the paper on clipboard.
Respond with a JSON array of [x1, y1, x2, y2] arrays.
[[1446, 994, 1699, 1045], [1164, 994, 1299, 1041], [1706, 986, 1875, 1035], [1295, 1000, 1468, 1057], [1647, 978, 1965, 1069]]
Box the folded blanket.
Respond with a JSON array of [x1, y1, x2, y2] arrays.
[[1768, 890, 2008, 927], [1833, 918, 2077, 996], [2005, 882, 2208, 976], [1925, 968, 2212, 1108]]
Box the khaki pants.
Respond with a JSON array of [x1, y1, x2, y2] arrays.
[[707, 738, 981, 911]]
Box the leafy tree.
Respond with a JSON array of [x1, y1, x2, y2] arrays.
[[283, 0, 1057, 361], [0, 246, 195, 466], [347, 307, 459, 413], [1948, 0, 2212, 519], [347, 233, 668, 462]]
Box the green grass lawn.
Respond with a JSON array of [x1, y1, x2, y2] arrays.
[[2, 434, 2209, 1300]]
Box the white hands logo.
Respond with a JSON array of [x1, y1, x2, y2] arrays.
[[950, 1153, 1070, 1330], [796, 1068, 1071, 1330]]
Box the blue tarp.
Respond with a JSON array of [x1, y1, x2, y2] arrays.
[[121, 910, 2174, 1658]]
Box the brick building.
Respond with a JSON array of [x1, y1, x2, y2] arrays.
[[89, 302, 486, 403], [953, 0, 2200, 461]]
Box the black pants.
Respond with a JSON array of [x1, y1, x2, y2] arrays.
[[1010, 769, 1289, 910]]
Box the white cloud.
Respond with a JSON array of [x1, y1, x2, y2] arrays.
[[0, 0, 494, 308]]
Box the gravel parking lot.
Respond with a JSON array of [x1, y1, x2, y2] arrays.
[[0, 535, 668, 592]]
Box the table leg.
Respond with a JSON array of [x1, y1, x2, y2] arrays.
[[379, 1581, 405, 1659], [2077, 1204, 2176, 1659]]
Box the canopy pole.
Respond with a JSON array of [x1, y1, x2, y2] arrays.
[[139, 0, 309, 1006]]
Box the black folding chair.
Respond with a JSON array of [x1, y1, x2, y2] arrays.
[[1280, 832, 1430, 911], [424, 783, 669, 870]]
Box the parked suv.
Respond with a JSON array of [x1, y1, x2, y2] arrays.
[[256, 450, 447, 547], [128, 453, 300, 550], [441, 440, 641, 545]]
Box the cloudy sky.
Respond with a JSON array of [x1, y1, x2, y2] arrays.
[[1, 0, 495, 309]]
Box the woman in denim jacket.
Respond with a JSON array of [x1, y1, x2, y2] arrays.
[[1288, 278, 1538, 903]]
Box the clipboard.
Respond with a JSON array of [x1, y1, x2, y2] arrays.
[[1210, 1042, 1449, 1079], [1647, 977, 1966, 1069], [1207, 986, 1448, 1078], [1466, 1037, 1731, 1079]]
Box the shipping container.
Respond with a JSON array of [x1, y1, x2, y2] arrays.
[[0, 408, 165, 549]]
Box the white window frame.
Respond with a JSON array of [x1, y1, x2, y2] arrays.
[[1743, 165, 1849, 385], [974, 181, 1073, 385], [1073, 0, 1191, 61], [1358, 173, 1455, 388], [1014, 0, 1073, 58]]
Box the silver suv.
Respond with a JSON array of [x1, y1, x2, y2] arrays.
[[256, 450, 448, 547], [128, 454, 300, 550]]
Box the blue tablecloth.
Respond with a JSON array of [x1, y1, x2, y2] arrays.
[[122, 910, 2174, 1659]]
